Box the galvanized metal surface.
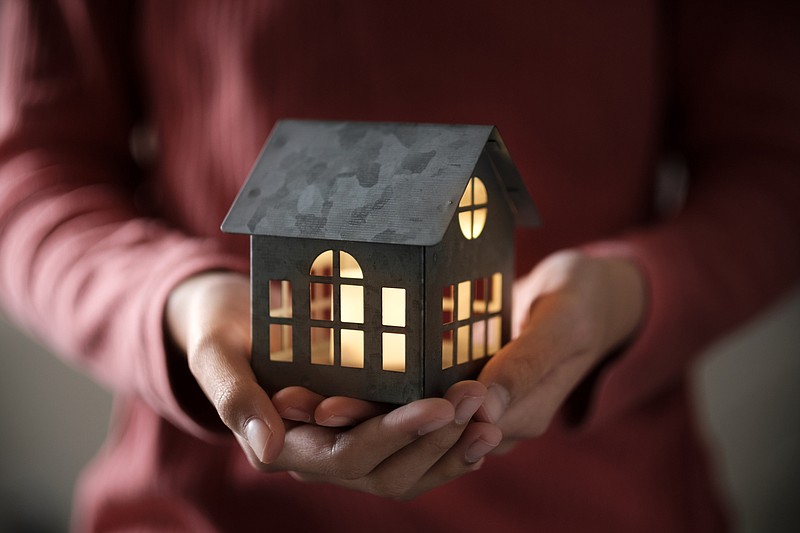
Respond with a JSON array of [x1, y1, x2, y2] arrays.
[[222, 120, 539, 246]]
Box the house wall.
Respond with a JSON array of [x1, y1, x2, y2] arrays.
[[423, 151, 517, 397], [252, 235, 425, 403]]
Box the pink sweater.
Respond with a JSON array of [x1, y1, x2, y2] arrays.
[[1, 1, 799, 531]]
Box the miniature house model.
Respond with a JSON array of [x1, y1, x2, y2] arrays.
[[222, 120, 539, 404]]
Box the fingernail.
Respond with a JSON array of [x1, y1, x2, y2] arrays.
[[417, 417, 451, 436], [465, 437, 499, 464], [244, 418, 272, 463], [454, 395, 484, 425], [483, 384, 510, 424], [317, 414, 356, 427], [279, 407, 312, 423]]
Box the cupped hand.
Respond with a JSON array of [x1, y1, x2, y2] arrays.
[[475, 249, 646, 450], [166, 271, 500, 499]]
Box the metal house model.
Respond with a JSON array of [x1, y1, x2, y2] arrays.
[[222, 120, 539, 404]]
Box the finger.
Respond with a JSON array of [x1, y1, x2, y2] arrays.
[[188, 336, 285, 464], [314, 396, 391, 427], [272, 397, 455, 479], [271, 386, 325, 423], [407, 421, 502, 498], [351, 381, 485, 497]]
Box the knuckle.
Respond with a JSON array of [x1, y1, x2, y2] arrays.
[[327, 433, 370, 480]]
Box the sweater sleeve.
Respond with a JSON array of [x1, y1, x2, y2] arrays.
[[0, 2, 246, 440], [569, 0, 800, 431]]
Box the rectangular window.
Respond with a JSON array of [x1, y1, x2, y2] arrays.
[[457, 281, 471, 321], [457, 325, 470, 364], [310, 283, 333, 320], [269, 324, 293, 362], [488, 273, 502, 313], [382, 332, 406, 372], [310, 327, 333, 365], [472, 320, 486, 359], [341, 329, 364, 368], [473, 278, 486, 316], [382, 288, 406, 327], [340, 285, 364, 323], [442, 330, 454, 369], [488, 316, 502, 355], [442, 285, 454, 324], [269, 280, 292, 318]]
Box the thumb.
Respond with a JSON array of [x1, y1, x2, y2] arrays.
[[189, 337, 286, 464], [475, 296, 595, 438]]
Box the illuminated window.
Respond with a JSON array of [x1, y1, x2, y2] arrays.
[[269, 324, 293, 362], [383, 333, 406, 372], [458, 177, 488, 239], [268, 280, 293, 362], [381, 287, 407, 372], [441, 272, 503, 368], [309, 250, 365, 368]]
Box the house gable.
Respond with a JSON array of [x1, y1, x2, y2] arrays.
[[222, 120, 538, 246]]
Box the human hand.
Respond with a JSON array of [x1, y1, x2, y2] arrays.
[[265, 381, 500, 500], [475, 249, 646, 451], [166, 271, 501, 499]]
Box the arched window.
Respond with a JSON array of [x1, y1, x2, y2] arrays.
[[309, 250, 365, 368], [458, 177, 488, 239]]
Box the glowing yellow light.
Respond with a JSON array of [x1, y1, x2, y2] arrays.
[[472, 208, 487, 238], [458, 281, 471, 321], [488, 316, 502, 355], [458, 177, 488, 239], [383, 333, 406, 372], [473, 177, 488, 205], [457, 325, 470, 364], [382, 287, 406, 327], [269, 324, 293, 362], [488, 273, 502, 313], [472, 320, 486, 359], [340, 285, 364, 323], [310, 283, 333, 320], [341, 329, 364, 368], [442, 330, 454, 369], [310, 250, 333, 276], [340, 251, 363, 279], [311, 327, 333, 365], [269, 279, 292, 318]]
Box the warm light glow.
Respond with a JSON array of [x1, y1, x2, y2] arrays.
[[473, 178, 488, 205], [341, 329, 364, 368], [310, 250, 333, 276], [488, 273, 502, 313], [472, 320, 486, 359], [472, 278, 486, 316], [442, 330, 454, 369], [488, 316, 502, 355], [472, 208, 487, 238], [457, 326, 470, 364], [310, 283, 333, 320], [311, 327, 333, 365], [382, 288, 406, 327], [269, 280, 292, 318], [442, 285, 454, 324], [458, 281, 471, 321], [458, 177, 488, 239], [382, 333, 406, 372], [340, 251, 363, 279], [341, 285, 364, 323], [269, 324, 293, 362], [458, 212, 473, 240]]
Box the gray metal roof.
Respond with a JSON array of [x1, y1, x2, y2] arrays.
[[222, 120, 539, 246]]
